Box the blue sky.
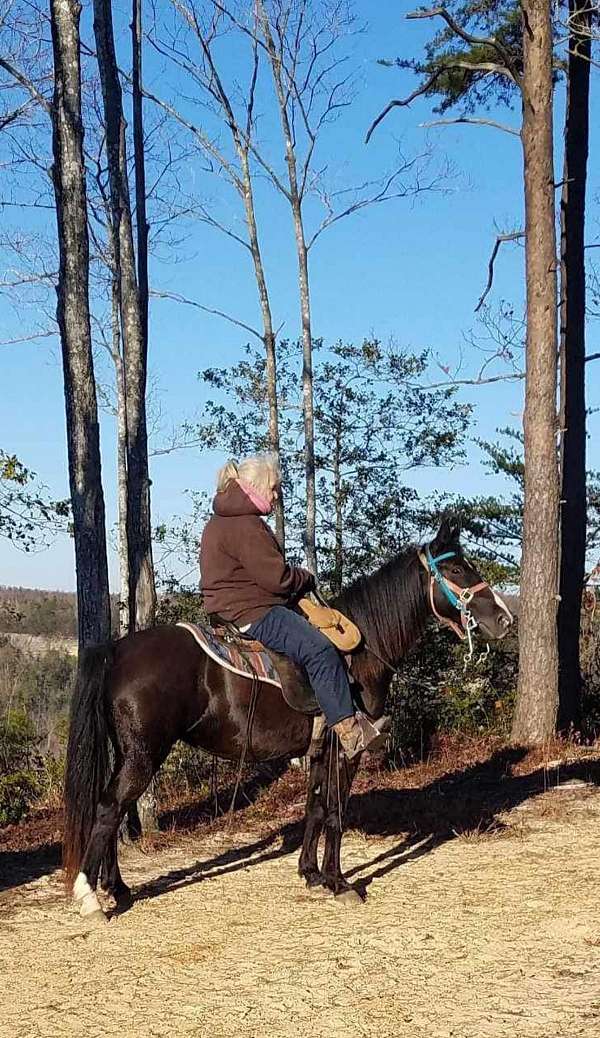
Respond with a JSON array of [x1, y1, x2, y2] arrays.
[[1, 0, 598, 590]]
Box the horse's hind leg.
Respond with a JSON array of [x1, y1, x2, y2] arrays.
[[101, 829, 131, 905], [74, 757, 155, 921], [320, 743, 361, 900], [298, 752, 327, 888]]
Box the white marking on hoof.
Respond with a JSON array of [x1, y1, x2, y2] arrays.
[[73, 871, 104, 918]]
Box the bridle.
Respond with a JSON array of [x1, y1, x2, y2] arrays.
[[418, 544, 490, 664]]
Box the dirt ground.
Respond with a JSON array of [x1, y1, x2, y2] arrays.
[[2, 762, 600, 1038]]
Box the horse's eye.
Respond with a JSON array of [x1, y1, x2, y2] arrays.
[[451, 566, 462, 576]]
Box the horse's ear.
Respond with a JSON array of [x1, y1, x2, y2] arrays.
[[431, 515, 461, 553]]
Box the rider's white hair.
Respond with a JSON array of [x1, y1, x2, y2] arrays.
[[216, 453, 281, 497]]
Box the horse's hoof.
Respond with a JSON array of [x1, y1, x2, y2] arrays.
[[302, 871, 325, 889], [334, 888, 364, 906], [306, 882, 331, 898]]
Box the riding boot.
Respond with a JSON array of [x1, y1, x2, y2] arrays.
[[333, 712, 391, 760]]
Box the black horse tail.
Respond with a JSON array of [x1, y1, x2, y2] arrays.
[[63, 642, 115, 887]]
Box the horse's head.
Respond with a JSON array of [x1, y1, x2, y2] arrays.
[[421, 517, 514, 643]]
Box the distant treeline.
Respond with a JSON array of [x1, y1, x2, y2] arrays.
[[0, 587, 119, 637]]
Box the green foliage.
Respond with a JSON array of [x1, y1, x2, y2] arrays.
[[0, 709, 42, 826], [388, 624, 519, 762], [0, 708, 38, 772], [189, 337, 472, 588], [581, 604, 600, 741], [0, 771, 41, 826], [0, 450, 69, 551], [429, 427, 600, 580], [377, 1, 523, 120], [156, 581, 208, 625]]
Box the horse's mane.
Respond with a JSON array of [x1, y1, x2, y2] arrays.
[[334, 546, 428, 668]]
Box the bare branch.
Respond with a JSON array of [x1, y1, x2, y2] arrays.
[[0, 270, 58, 288], [196, 207, 251, 251], [475, 232, 526, 312], [0, 328, 55, 346], [421, 116, 521, 137], [246, 29, 260, 139], [424, 371, 525, 389], [366, 67, 447, 143], [150, 288, 263, 341], [137, 83, 244, 193], [0, 98, 37, 131], [0, 56, 52, 114], [307, 162, 434, 250], [367, 62, 515, 145]]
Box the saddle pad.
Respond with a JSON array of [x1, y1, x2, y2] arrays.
[[176, 621, 282, 688]]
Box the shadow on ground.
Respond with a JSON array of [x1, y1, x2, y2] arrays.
[[0, 759, 289, 894], [3, 749, 600, 905], [126, 749, 600, 909]]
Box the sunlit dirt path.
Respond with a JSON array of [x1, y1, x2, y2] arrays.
[[2, 781, 600, 1038]]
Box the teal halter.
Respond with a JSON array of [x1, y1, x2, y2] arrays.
[[419, 543, 489, 652], [424, 547, 462, 611]]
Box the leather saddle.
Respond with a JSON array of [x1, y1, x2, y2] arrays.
[[210, 623, 321, 716]]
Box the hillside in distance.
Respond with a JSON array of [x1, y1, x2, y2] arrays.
[[0, 587, 119, 637]]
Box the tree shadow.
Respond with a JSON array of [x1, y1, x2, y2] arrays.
[[0, 841, 61, 895], [127, 819, 303, 913], [4, 748, 600, 906], [345, 748, 600, 892], [129, 746, 600, 910], [0, 759, 292, 894]]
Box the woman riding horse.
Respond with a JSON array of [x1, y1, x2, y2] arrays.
[[200, 453, 390, 760], [63, 511, 513, 922]]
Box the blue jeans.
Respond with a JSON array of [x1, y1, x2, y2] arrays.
[[245, 606, 353, 727]]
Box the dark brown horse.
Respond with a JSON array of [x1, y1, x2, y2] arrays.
[[63, 519, 512, 922]]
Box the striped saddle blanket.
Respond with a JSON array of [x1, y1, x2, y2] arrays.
[[177, 621, 282, 688]]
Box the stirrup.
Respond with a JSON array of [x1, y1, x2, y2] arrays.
[[334, 713, 391, 760], [355, 712, 391, 755]]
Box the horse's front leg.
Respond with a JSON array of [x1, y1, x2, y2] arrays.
[[298, 750, 328, 888], [320, 742, 362, 900]]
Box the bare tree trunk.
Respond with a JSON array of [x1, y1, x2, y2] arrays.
[[112, 273, 130, 636], [256, 0, 317, 574], [238, 147, 285, 549], [511, 0, 559, 744], [164, 10, 286, 548], [49, 0, 111, 652], [132, 0, 149, 363], [333, 421, 343, 595], [557, 0, 591, 733], [93, 0, 156, 632]]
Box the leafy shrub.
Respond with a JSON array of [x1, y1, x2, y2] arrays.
[[156, 743, 212, 800], [0, 709, 42, 826], [156, 581, 207, 625], [0, 771, 40, 826], [387, 624, 518, 763]]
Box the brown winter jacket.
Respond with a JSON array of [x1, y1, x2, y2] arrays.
[[200, 481, 313, 625]]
